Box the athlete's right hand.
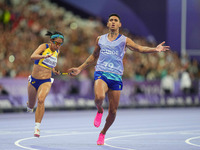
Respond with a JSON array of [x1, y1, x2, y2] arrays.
[[67, 68, 81, 76], [43, 54, 53, 59]]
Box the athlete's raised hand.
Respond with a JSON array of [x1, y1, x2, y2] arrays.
[[155, 41, 170, 52]]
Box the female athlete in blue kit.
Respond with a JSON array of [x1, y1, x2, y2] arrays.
[[68, 13, 170, 145], [27, 31, 64, 137]]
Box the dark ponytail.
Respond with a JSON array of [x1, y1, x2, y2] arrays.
[[45, 31, 64, 41], [45, 31, 53, 37]]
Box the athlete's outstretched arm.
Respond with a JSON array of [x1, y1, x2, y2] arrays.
[[126, 38, 170, 53], [68, 37, 101, 76], [31, 44, 53, 60]]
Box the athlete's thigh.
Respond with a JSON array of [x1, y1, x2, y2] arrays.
[[37, 82, 52, 101], [94, 79, 109, 96], [28, 82, 37, 102], [107, 90, 121, 110]]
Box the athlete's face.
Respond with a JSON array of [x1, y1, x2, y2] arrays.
[[107, 16, 121, 30], [50, 38, 63, 50]]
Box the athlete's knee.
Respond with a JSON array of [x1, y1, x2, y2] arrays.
[[95, 93, 105, 101], [95, 93, 105, 104], [109, 108, 117, 116], [95, 96, 105, 106], [37, 97, 45, 105]]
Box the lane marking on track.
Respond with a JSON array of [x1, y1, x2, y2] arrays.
[[14, 129, 200, 150], [185, 136, 200, 147], [15, 131, 97, 150]]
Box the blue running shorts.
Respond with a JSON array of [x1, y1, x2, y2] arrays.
[[94, 71, 123, 90]]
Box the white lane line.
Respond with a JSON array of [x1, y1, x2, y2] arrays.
[[15, 137, 38, 150], [105, 130, 200, 150], [15, 131, 98, 150], [104, 132, 158, 150], [185, 136, 200, 147], [14, 129, 200, 150]]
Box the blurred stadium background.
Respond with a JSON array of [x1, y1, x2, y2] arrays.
[[0, 0, 199, 112]]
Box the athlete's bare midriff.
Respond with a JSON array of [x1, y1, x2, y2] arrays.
[[31, 64, 52, 79]]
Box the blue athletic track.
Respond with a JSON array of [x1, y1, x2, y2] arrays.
[[0, 108, 200, 150]]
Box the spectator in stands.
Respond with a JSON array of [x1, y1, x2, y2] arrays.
[[160, 70, 174, 95], [0, 0, 198, 81], [0, 84, 9, 95], [180, 69, 192, 94]]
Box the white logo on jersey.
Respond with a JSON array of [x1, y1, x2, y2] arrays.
[[101, 48, 118, 55]]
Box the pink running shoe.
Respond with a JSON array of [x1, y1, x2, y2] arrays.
[[94, 108, 104, 127], [97, 133, 105, 145]]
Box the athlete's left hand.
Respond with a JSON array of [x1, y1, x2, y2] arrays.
[[53, 69, 60, 75], [155, 41, 170, 52]]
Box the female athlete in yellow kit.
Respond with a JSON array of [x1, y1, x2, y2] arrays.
[[27, 31, 64, 137]]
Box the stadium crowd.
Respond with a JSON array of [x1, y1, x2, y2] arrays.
[[0, 0, 199, 86]]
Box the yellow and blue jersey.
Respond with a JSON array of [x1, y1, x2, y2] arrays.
[[35, 44, 58, 69]]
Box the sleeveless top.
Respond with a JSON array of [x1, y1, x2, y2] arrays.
[[95, 33, 127, 75], [34, 44, 58, 69]]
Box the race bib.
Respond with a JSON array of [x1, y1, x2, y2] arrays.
[[42, 56, 57, 68]]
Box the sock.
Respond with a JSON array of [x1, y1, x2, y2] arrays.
[[35, 122, 41, 130], [27, 106, 33, 111]]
